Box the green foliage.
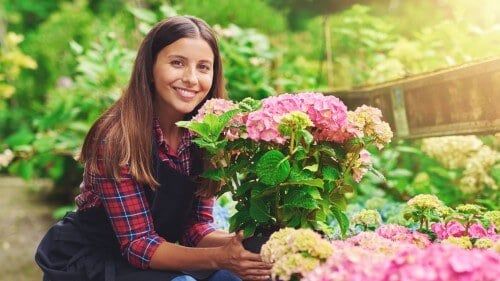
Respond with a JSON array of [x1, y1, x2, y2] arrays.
[[256, 150, 291, 186], [173, 0, 287, 34], [2, 29, 135, 196], [216, 24, 277, 101]]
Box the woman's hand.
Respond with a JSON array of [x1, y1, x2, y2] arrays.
[[216, 231, 272, 281]]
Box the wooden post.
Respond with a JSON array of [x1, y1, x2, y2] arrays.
[[324, 16, 334, 88]]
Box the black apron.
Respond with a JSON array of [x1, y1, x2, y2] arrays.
[[35, 144, 212, 281]]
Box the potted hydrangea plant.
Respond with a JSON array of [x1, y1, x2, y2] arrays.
[[177, 93, 393, 252]]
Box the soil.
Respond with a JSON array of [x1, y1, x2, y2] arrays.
[[0, 176, 56, 281]]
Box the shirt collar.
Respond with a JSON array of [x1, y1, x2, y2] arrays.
[[153, 117, 194, 154]]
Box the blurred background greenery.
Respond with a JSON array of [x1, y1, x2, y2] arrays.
[[0, 0, 499, 219]]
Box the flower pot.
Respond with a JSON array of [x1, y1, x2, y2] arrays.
[[242, 234, 271, 254], [242, 227, 279, 254]]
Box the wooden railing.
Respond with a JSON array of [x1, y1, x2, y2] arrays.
[[326, 58, 500, 139]]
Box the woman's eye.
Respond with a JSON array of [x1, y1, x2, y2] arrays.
[[199, 64, 211, 71], [171, 60, 183, 67]]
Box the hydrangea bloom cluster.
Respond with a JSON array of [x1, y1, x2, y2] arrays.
[[376, 224, 431, 248], [261, 228, 333, 281], [246, 93, 352, 144], [407, 194, 443, 209], [348, 149, 372, 182], [421, 136, 499, 195], [421, 136, 483, 169], [303, 241, 391, 281], [346, 231, 411, 255], [193, 98, 247, 141], [442, 236, 473, 249], [484, 210, 500, 227], [351, 209, 382, 229], [459, 145, 499, 194], [347, 105, 393, 149], [431, 220, 498, 248], [303, 243, 500, 281]]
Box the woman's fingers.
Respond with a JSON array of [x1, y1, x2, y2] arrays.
[[241, 251, 264, 261], [239, 263, 272, 276]]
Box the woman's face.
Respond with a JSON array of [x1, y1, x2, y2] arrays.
[[153, 37, 214, 117]]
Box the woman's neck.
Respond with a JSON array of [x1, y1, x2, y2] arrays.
[[154, 103, 185, 151]]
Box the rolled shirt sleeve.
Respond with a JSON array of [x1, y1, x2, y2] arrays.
[[180, 197, 216, 247]]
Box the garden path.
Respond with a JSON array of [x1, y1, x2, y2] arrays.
[[0, 176, 54, 281]]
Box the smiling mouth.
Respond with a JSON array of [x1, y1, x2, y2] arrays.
[[173, 87, 198, 99]]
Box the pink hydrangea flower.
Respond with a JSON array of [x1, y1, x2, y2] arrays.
[[431, 222, 448, 240], [303, 243, 500, 281], [468, 223, 488, 238], [376, 224, 430, 248], [193, 98, 247, 141], [432, 221, 467, 240], [193, 98, 237, 121], [246, 93, 352, 144]]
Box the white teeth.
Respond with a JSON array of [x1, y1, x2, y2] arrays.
[[174, 87, 196, 98]]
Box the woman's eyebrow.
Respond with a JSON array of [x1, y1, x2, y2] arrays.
[[167, 55, 213, 64]]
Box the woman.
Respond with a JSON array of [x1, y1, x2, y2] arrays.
[[35, 16, 271, 281]]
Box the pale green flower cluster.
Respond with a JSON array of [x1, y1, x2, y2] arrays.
[[261, 228, 295, 263], [421, 136, 483, 169], [407, 194, 443, 210], [475, 238, 494, 249], [421, 136, 500, 195], [459, 146, 499, 194], [351, 209, 382, 229], [443, 236, 473, 249], [484, 211, 500, 227], [261, 228, 333, 281], [271, 254, 319, 281], [278, 111, 313, 137], [436, 205, 453, 218], [455, 204, 484, 215], [493, 240, 500, 253]]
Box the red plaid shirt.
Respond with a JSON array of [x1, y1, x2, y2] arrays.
[[75, 118, 215, 269]]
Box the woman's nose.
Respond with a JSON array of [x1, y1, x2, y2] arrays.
[[182, 67, 197, 85]]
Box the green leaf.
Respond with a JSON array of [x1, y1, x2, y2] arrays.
[[388, 168, 413, 178], [201, 168, 225, 181], [286, 178, 324, 189], [256, 150, 290, 186], [289, 167, 314, 181], [5, 128, 35, 147], [316, 145, 337, 158], [176, 121, 211, 140], [243, 223, 256, 238], [127, 6, 158, 23], [249, 198, 271, 222], [322, 166, 340, 181], [332, 207, 349, 238], [283, 189, 318, 209], [229, 209, 250, 232], [293, 146, 307, 161], [235, 182, 254, 197], [304, 164, 318, 172], [18, 160, 35, 180], [491, 164, 500, 183], [299, 129, 314, 145]]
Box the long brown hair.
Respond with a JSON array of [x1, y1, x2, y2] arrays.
[[80, 16, 226, 191]]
